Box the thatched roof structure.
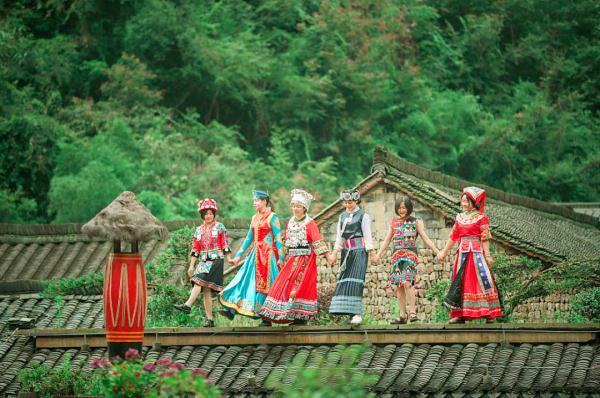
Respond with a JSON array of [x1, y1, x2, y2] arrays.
[[82, 191, 169, 242]]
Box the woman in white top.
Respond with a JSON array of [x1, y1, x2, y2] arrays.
[[328, 189, 380, 324]]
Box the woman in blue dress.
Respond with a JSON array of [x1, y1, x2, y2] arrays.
[[219, 190, 284, 325]]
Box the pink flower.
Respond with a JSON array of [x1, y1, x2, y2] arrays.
[[157, 357, 173, 366], [143, 363, 157, 372], [205, 379, 215, 386], [169, 362, 184, 370], [192, 369, 208, 378], [161, 371, 175, 378], [125, 348, 141, 360], [90, 358, 111, 369]]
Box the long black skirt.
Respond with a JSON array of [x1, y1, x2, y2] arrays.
[[329, 248, 368, 315]]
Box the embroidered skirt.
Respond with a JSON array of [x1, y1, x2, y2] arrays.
[[444, 250, 502, 320], [259, 253, 318, 323], [219, 247, 279, 319], [191, 258, 224, 292], [387, 250, 418, 288]]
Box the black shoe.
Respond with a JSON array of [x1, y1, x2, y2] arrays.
[[203, 319, 215, 327], [219, 309, 234, 320], [174, 304, 191, 314], [260, 320, 272, 327]]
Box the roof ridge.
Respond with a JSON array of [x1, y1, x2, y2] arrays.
[[0, 217, 253, 236], [372, 146, 598, 227]]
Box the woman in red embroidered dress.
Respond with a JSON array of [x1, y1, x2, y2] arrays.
[[175, 198, 231, 327], [437, 187, 502, 323], [259, 189, 333, 324]]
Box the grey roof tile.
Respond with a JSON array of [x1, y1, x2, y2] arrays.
[[0, 339, 599, 396], [0, 219, 250, 292], [0, 295, 599, 395]]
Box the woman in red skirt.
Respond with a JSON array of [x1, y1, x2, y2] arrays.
[[437, 187, 502, 323], [260, 189, 333, 324]]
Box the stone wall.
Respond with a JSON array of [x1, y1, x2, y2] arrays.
[[316, 183, 572, 321], [512, 292, 573, 321]]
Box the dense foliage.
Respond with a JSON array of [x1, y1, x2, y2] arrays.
[[571, 287, 600, 322], [2, 0, 598, 223]]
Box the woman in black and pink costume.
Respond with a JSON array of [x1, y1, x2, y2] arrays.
[[175, 198, 231, 327]]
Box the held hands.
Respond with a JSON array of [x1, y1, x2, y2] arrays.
[[436, 250, 446, 263], [276, 259, 284, 269], [326, 251, 337, 266], [371, 252, 381, 265]]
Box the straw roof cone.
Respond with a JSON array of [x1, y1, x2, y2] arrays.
[[82, 191, 169, 241]]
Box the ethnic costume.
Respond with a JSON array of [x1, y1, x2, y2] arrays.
[[329, 195, 374, 316], [444, 187, 502, 320], [220, 191, 284, 319], [260, 190, 329, 323], [387, 216, 419, 288], [190, 221, 230, 291]]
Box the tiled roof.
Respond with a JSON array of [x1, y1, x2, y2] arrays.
[[0, 238, 165, 285], [556, 202, 600, 221], [382, 169, 600, 262], [0, 295, 599, 396], [371, 146, 598, 227], [315, 146, 600, 263], [0, 219, 250, 293], [1, 341, 597, 397]]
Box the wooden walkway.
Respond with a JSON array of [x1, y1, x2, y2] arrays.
[[15, 323, 600, 349]]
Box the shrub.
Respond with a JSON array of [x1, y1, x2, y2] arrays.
[[41, 272, 104, 298], [267, 345, 376, 398], [425, 280, 450, 323], [571, 288, 600, 322], [90, 349, 221, 398], [18, 356, 92, 397]]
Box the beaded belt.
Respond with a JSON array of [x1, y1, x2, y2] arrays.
[[344, 237, 365, 249], [288, 248, 311, 257], [460, 236, 481, 242]]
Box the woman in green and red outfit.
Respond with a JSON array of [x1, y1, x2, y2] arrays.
[[219, 190, 284, 326], [377, 196, 439, 324]]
